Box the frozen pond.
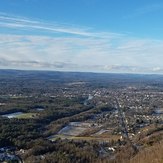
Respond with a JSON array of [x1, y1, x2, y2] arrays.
[[84, 94, 93, 106], [2, 112, 23, 118], [88, 94, 93, 100]]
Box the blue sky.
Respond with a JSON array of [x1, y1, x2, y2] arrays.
[[0, 0, 163, 73]]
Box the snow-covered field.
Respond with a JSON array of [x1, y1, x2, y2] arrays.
[[58, 122, 92, 136]]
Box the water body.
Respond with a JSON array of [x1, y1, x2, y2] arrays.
[[2, 112, 23, 118], [84, 94, 93, 106], [88, 94, 93, 100]]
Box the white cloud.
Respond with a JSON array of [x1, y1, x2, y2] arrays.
[[0, 34, 163, 73], [152, 67, 162, 72], [0, 12, 123, 38], [0, 13, 163, 73]]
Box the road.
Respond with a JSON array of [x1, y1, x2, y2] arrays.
[[114, 97, 138, 153]]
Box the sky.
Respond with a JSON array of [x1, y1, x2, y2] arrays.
[[0, 0, 163, 73]]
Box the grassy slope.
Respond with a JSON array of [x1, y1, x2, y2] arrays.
[[130, 141, 163, 163]]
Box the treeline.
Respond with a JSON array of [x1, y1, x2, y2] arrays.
[[0, 97, 96, 148], [0, 118, 41, 148], [23, 138, 101, 163]]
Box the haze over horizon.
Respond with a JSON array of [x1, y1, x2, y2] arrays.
[[0, 0, 163, 74]]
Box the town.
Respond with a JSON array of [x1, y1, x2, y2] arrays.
[[0, 70, 162, 162]]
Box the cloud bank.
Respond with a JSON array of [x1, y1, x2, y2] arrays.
[[0, 13, 163, 73]]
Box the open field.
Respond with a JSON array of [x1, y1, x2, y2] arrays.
[[49, 134, 120, 142], [16, 113, 37, 119], [48, 121, 120, 142], [2, 112, 37, 119]]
